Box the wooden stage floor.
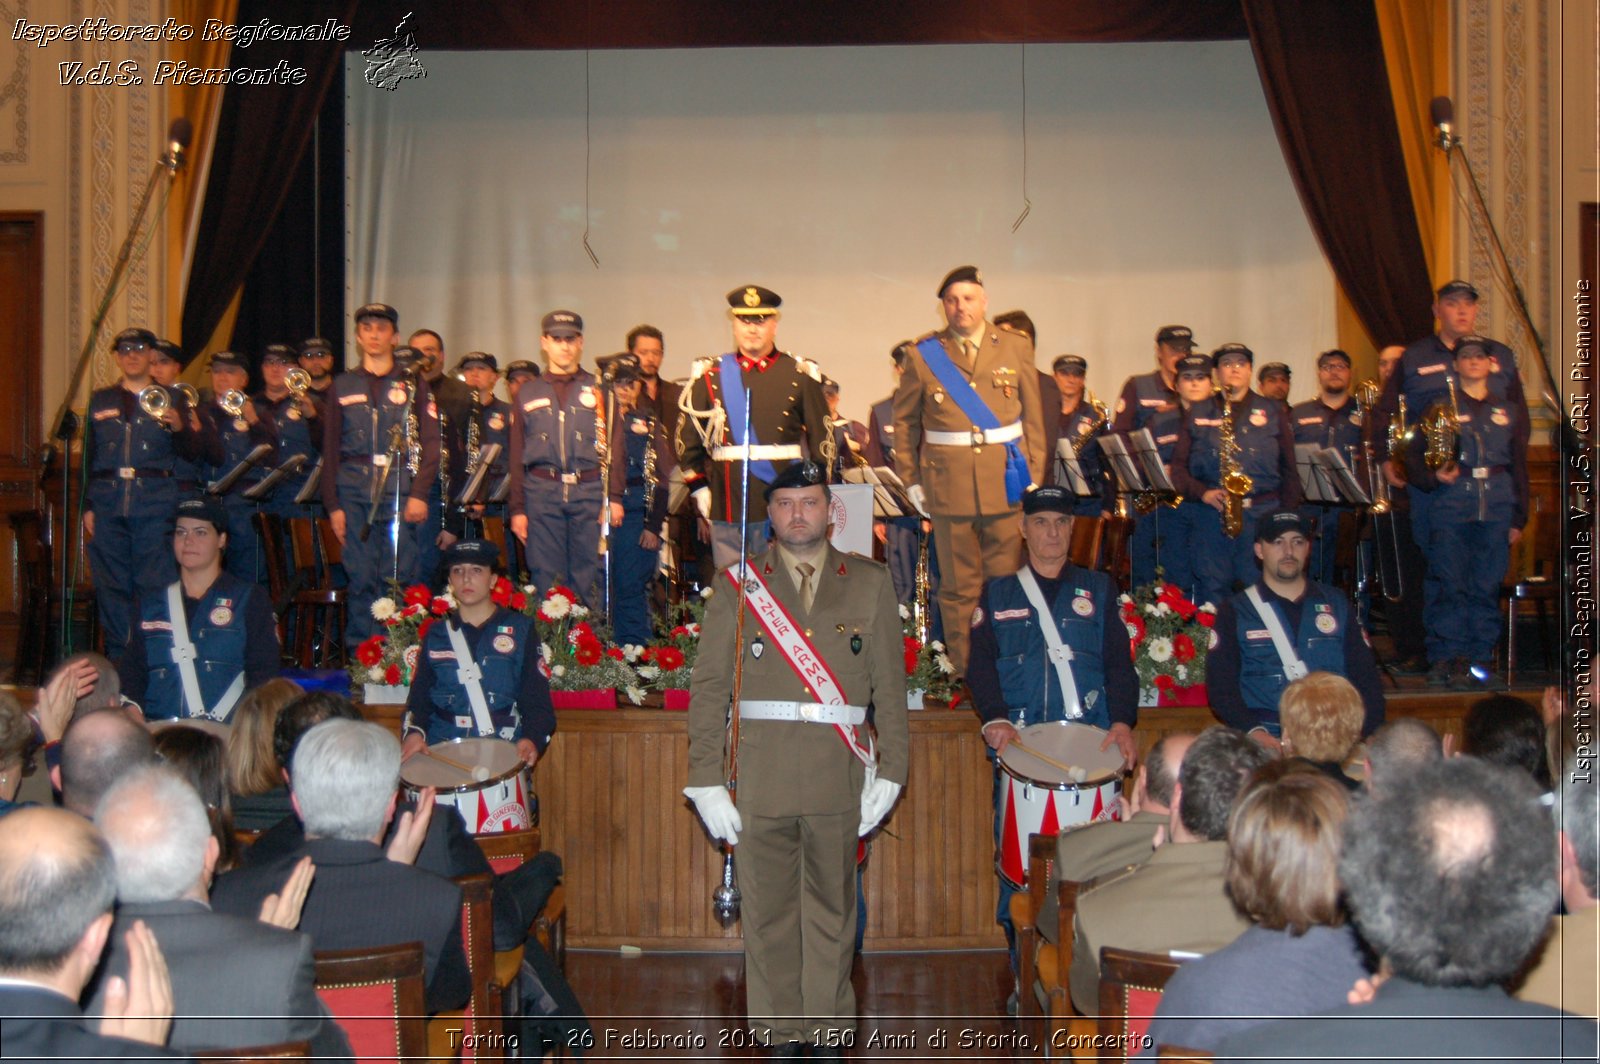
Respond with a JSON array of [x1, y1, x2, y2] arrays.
[[565, 947, 1026, 1060]]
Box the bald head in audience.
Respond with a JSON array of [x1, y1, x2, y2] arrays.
[[56, 709, 157, 817], [1362, 718, 1442, 794], [1138, 733, 1194, 816], [0, 808, 118, 994]]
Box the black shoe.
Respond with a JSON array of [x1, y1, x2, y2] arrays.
[[1392, 655, 1431, 675], [1426, 659, 1452, 687], [1449, 658, 1479, 690], [1473, 663, 1508, 690]]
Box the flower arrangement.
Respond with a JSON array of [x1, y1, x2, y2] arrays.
[[526, 584, 644, 704], [901, 605, 959, 703], [1120, 579, 1216, 702], [349, 582, 456, 689], [635, 587, 710, 694]]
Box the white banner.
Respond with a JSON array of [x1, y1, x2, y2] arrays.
[[828, 483, 874, 558]]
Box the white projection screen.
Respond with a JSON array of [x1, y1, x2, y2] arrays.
[[346, 42, 1337, 418]]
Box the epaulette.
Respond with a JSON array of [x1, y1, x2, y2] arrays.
[[1076, 861, 1142, 900], [914, 330, 940, 344], [688, 357, 716, 382], [787, 352, 822, 382]]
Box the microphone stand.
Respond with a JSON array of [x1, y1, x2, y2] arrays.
[[46, 127, 188, 658]]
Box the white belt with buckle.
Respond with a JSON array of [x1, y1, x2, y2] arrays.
[[739, 700, 867, 726], [561, 472, 579, 484], [712, 444, 805, 462], [373, 454, 390, 468], [924, 421, 1024, 447], [117, 467, 136, 480], [1471, 466, 1492, 480]]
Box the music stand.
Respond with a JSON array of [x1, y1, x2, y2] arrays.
[[1296, 443, 1339, 505], [1098, 433, 1149, 512], [452, 442, 503, 508], [242, 454, 308, 501], [1053, 439, 1094, 498], [841, 464, 913, 520], [292, 459, 323, 506], [1313, 448, 1371, 507], [1127, 428, 1178, 495], [206, 443, 274, 496]]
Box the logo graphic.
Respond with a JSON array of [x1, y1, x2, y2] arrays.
[[364, 12, 426, 91]]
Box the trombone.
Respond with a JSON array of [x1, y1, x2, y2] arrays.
[[1353, 380, 1403, 604]]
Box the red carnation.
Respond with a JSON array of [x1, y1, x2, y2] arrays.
[[404, 585, 432, 607], [1196, 610, 1216, 628], [669, 625, 689, 639], [430, 597, 451, 616], [417, 618, 435, 643], [606, 646, 624, 660], [575, 639, 603, 667], [547, 585, 577, 603], [1173, 633, 1196, 663], [656, 646, 686, 672], [384, 663, 402, 685], [1153, 672, 1174, 690], [510, 591, 528, 611], [1119, 601, 1137, 623], [903, 635, 921, 675], [356, 635, 386, 667], [491, 578, 511, 605]]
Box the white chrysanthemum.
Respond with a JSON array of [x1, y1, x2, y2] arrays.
[[370, 597, 398, 621], [366, 666, 384, 682], [1118, 593, 1133, 605], [551, 664, 566, 678], [1144, 603, 1159, 616], [570, 603, 589, 620], [624, 686, 646, 705], [543, 596, 570, 620], [930, 640, 945, 653], [1154, 602, 1172, 616], [898, 604, 911, 620], [540, 641, 554, 663], [636, 665, 661, 680], [522, 584, 537, 596], [936, 654, 957, 676], [1199, 602, 1217, 614], [1208, 628, 1220, 650], [1147, 637, 1174, 663], [439, 589, 457, 608], [622, 644, 643, 662], [1176, 664, 1188, 681]]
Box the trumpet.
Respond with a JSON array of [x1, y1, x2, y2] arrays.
[[173, 382, 200, 410], [137, 385, 172, 426], [285, 368, 311, 396], [219, 389, 248, 418]]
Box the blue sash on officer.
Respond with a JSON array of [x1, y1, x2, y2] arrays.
[[718, 355, 777, 484], [914, 337, 1030, 504]]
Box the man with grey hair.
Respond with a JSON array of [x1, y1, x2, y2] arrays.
[[86, 767, 352, 1059], [1360, 716, 1443, 794], [54, 708, 157, 817], [0, 807, 183, 1061], [1517, 765, 1599, 1017], [1217, 758, 1597, 1062], [211, 719, 470, 1013]]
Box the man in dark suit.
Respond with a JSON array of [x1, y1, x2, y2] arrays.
[[1216, 758, 1597, 1063], [211, 719, 471, 1014], [87, 765, 351, 1059], [626, 323, 683, 444], [0, 807, 185, 1063]]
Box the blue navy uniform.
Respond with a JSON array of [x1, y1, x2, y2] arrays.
[[1057, 400, 1113, 517], [261, 390, 324, 519], [506, 370, 605, 605], [402, 608, 556, 753], [171, 399, 223, 500], [1403, 390, 1528, 668], [204, 393, 278, 585], [606, 406, 674, 648], [1207, 580, 1386, 738], [320, 368, 442, 646], [966, 562, 1139, 962], [1110, 371, 1192, 592], [1171, 393, 1303, 608], [446, 395, 513, 548], [864, 395, 943, 642], [416, 374, 475, 590], [85, 385, 214, 661], [1289, 396, 1364, 585], [118, 570, 280, 721]]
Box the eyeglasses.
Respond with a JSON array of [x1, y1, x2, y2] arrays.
[[115, 343, 149, 353]]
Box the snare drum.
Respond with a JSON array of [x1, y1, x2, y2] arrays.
[[400, 737, 533, 835], [997, 721, 1124, 887]]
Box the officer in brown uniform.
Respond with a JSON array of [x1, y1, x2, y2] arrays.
[[677, 286, 833, 570], [684, 461, 908, 1059], [892, 266, 1045, 672]]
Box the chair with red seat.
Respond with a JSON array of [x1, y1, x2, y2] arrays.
[[1098, 946, 1187, 1062], [427, 873, 504, 1060], [313, 941, 428, 1064]]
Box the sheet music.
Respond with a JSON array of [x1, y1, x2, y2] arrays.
[[1314, 448, 1372, 506], [1127, 428, 1177, 493], [1295, 443, 1338, 503], [1097, 433, 1149, 493], [1054, 439, 1094, 497]]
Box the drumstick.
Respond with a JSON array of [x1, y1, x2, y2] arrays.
[[421, 746, 487, 780], [1007, 738, 1088, 781]]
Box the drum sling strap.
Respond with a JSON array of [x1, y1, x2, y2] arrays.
[[444, 620, 499, 737], [1245, 585, 1310, 682], [1015, 568, 1083, 721], [166, 583, 244, 722]]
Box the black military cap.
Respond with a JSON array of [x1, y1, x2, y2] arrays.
[[821, 376, 840, 397], [1175, 354, 1214, 378], [763, 460, 827, 500], [505, 359, 541, 381], [173, 496, 227, 533], [1022, 485, 1073, 516], [1257, 362, 1291, 382], [1052, 354, 1088, 375], [993, 309, 1036, 344], [1155, 325, 1197, 350], [150, 339, 182, 363], [890, 340, 914, 366], [1316, 349, 1352, 368], [261, 344, 295, 365], [208, 351, 248, 371], [112, 327, 157, 351], [937, 266, 982, 298], [1254, 508, 1312, 543], [354, 303, 399, 325], [457, 352, 498, 373], [392, 346, 424, 374], [1452, 334, 1493, 359], [444, 539, 502, 571], [298, 337, 334, 357], [606, 354, 642, 385], [541, 310, 583, 337], [727, 286, 782, 316], [1212, 343, 1254, 367], [1436, 279, 1479, 302]]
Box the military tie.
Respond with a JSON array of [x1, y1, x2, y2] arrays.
[[797, 562, 816, 612], [963, 339, 978, 370]]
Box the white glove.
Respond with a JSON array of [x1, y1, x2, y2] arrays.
[[684, 785, 742, 845], [693, 487, 712, 521], [858, 777, 902, 837], [907, 483, 930, 518]]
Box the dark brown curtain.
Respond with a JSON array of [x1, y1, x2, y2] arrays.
[[1241, 0, 1434, 344]]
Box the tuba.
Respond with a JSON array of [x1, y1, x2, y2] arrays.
[[1218, 390, 1254, 538], [1415, 375, 1461, 471]]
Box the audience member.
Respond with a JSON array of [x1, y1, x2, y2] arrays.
[[0, 807, 184, 1061], [86, 766, 351, 1059], [1462, 694, 1554, 793], [1279, 672, 1364, 790], [1216, 758, 1596, 1062], [1036, 733, 1196, 946], [210, 719, 472, 1013], [55, 708, 158, 817], [225, 678, 304, 822], [54, 651, 128, 719], [230, 689, 353, 833], [1145, 762, 1367, 1051], [152, 725, 240, 873], [1068, 727, 1269, 1013], [0, 692, 35, 817], [1361, 717, 1442, 794], [1516, 763, 1598, 1017]]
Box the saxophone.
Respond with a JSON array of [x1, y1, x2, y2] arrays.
[[465, 391, 482, 480], [1070, 391, 1110, 456], [404, 378, 421, 475], [1218, 391, 1254, 538]]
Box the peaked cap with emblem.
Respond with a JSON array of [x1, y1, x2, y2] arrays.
[[727, 285, 781, 316], [354, 302, 398, 325], [444, 539, 502, 570]]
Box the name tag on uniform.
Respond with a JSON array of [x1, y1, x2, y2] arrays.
[[993, 608, 1030, 621], [1297, 417, 1322, 425], [93, 408, 119, 421], [429, 650, 457, 661], [1195, 418, 1221, 427], [339, 393, 367, 406], [523, 397, 552, 412], [1245, 628, 1271, 640], [141, 619, 173, 632], [1419, 363, 1445, 376]]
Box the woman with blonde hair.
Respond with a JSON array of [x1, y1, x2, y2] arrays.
[[0, 692, 37, 817], [224, 677, 303, 831], [1279, 671, 1365, 790]]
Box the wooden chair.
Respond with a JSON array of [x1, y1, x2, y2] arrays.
[[196, 1040, 311, 1062], [286, 516, 345, 667], [1502, 502, 1556, 684], [428, 874, 504, 1060], [313, 941, 428, 1064], [251, 511, 291, 649], [1067, 515, 1104, 571], [1097, 515, 1134, 592], [8, 509, 99, 684], [1097, 946, 1187, 1061], [473, 828, 541, 877], [1151, 1048, 1213, 1063], [1012, 832, 1056, 1037]]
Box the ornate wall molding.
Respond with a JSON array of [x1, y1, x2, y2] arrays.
[[0, 0, 29, 164]]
